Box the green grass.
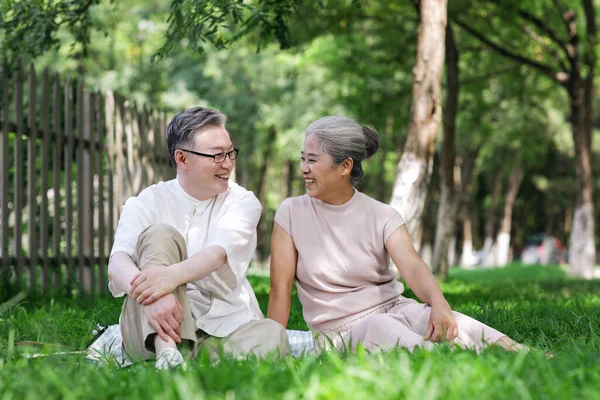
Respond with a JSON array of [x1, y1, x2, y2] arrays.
[[1, 264, 599, 399]]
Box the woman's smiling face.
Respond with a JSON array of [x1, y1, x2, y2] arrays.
[[301, 134, 349, 202]]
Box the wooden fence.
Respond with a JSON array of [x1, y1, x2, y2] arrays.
[[0, 62, 174, 297]]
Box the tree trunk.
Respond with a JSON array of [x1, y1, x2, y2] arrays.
[[459, 216, 474, 268], [568, 0, 597, 277], [432, 185, 458, 276], [567, 79, 596, 278], [432, 21, 458, 279], [255, 126, 278, 264], [447, 235, 456, 266], [417, 153, 440, 259], [421, 243, 433, 267], [482, 170, 503, 267], [454, 148, 480, 268], [455, 1, 598, 277], [282, 160, 296, 198], [414, 153, 440, 266], [389, 0, 447, 238], [376, 114, 394, 202], [496, 162, 524, 266]]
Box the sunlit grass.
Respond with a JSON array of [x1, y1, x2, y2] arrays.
[[1, 264, 599, 399]]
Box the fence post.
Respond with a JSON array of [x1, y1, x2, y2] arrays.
[[115, 95, 125, 219], [96, 92, 106, 295], [1, 68, 172, 297], [14, 62, 25, 290], [1, 68, 10, 292], [64, 77, 74, 295], [27, 63, 37, 291], [39, 68, 50, 293], [52, 72, 63, 290], [105, 92, 116, 268], [76, 79, 84, 294]]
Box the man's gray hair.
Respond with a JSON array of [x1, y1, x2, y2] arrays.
[[167, 107, 227, 165], [306, 116, 380, 186]]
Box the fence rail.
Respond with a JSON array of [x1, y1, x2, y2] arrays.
[[0, 62, 174, 297]]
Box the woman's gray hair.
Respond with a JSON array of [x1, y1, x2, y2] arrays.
[[306, 116, 380, 186], [167, 106, 227, 165]]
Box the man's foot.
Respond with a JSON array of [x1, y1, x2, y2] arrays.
[[155, 348, 186, 370]]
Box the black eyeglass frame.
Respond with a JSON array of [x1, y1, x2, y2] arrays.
[[178, 148, 239, 163]]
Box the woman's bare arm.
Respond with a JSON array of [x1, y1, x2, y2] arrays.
[[386, 225, 458, 341], [267, 223, 298, 328]]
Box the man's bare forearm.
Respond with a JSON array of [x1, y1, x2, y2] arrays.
[[108, 252, 142, 295], [170, 245, 228, 286]]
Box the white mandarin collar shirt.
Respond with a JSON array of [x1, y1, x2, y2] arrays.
[[110, 178, 263, 337]]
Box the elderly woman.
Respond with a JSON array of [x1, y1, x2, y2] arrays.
[[267, 116, 525, 353]]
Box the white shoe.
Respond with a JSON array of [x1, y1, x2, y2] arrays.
[[155, 348, 186, 370]]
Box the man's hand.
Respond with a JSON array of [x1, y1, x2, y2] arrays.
[[130, 266, 179, 305], [424, 302, 458, 342], [143, 293, 184, 343]]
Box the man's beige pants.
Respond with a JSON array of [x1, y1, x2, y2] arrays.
[[119, 224, 289, 362]]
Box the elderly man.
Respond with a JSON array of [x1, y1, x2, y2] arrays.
[[108, 107, 289, 369]]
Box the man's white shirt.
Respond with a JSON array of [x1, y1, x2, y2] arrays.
[[110, 178, 263, 337]]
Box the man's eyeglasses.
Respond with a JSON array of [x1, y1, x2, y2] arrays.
[[178, 148, 239, 163]]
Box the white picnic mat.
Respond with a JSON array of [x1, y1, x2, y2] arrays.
[[86, 324, 314, 366]]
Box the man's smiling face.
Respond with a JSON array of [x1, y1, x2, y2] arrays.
[[184, 124, 235, 199]]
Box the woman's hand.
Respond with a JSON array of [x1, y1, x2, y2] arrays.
[[385, 226, 458, 342], [424, 302, 458, 342]]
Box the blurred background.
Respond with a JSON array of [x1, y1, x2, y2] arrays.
[[0, 0, 599, 297]]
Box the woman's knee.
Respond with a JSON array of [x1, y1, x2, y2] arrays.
[[362, 314, 403, 341], [363, 314, 428, 350]]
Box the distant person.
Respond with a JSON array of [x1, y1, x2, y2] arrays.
[[268, 116, 525, 353], [108, 107, 289, 369]]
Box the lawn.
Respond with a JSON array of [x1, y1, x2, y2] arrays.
[[1, 264, 599, 399]]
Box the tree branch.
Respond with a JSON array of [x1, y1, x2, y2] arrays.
[[453, 17, 569, 85], [55, 0, 96, 28], [461, 66, 521, 86], [516, 7, 568, 49], [486, 0, 568, 54], [582, 0, 597, 56], [460, 145, 482, 193], [72, 0, 96, 15], [551, 0, 573, 37], [519, 24, 570, 72], [582, 0, 597, 145]]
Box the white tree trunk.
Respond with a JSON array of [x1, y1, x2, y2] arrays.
[[390, 155, 433, 238], [495, 163, 523, 267], [389, 0, 447, 238], [482, 236, 496, 266], [459, 217, 474, 268], [496, 232, 511, 266], [460, 240, 474, 268], [421, 243, 433, 268], [448, 235, 456, 267], [432, 184, 457, 276], [568, 204, 595, 278], [541, 236, 555, 265]]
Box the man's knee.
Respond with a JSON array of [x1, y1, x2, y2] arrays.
[[241, 319, 289, 358], [138, 224, 184, 245], [261, 319, 290, 356], [136, 224, 187, 267]]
